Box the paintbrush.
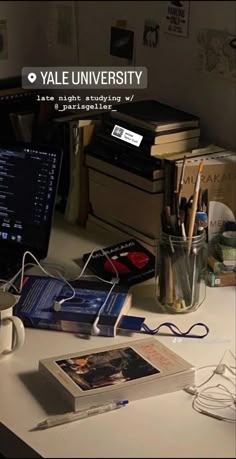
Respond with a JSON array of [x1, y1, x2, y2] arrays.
[[187, 160, 204, 254]]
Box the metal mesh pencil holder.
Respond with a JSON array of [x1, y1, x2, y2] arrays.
[[155, 232, 207, 314]]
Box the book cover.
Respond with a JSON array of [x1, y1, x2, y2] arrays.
[[111, 99, 199, 132], [39, 337, 195, 411], [14, 275, 132, 337], [82, 239, 156, 286], [163, 148, 235, 234]]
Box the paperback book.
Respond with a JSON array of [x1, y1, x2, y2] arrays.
[[111, 99, 200, 133], [39, 337, 195, 411], [82, 239, 156, 286], [14, 275, 132, 337]]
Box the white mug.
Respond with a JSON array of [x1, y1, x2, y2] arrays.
[[0, 291, 25, 358]]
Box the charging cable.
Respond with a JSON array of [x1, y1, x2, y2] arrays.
[[184, 349, 236, 423], [7, 247, 120, 337]]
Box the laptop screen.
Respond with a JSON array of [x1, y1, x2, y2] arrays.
[[0, 143, 62, 264]]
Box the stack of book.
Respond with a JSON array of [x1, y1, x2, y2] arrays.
[[85, 99, 201, 248], [107, 99, 200, 157], [207, 230, 236, 287]]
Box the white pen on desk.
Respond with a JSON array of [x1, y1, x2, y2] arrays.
[[35, 400, 129, 430]]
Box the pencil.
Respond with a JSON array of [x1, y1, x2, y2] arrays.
[[187, 160, 204, 254]]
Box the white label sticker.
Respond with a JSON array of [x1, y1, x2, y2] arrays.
[[111, 125, 143, 147]]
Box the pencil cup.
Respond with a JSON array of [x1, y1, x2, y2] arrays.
[[155, 232, 207, 314]]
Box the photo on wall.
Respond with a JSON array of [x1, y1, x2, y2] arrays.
[[0, 19, 8, 60], [110, 27, 134, 60], [143, 19, 159, 48]]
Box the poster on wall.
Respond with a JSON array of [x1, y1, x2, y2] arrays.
[[164, 1, 190, 37], [197, 28, 236, 83], [0, 19, 8, 60]]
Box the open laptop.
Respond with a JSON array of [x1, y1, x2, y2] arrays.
[[0, 142, 62, 279]]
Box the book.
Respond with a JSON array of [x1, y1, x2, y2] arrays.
[[82, 239, 156, 286], [207, 270, 236, 287], [111, 99, 200, 133], [86, 214, 157, 253], [103, 115, 201, 145], [101, 125, 199, 156], [163, 148, 236, 241], [88, 167, 163, 239], [39, 337, 195, 411], [86, 154, 163, 192], [86, 132, 162, 180], [14, 275, 132, 337], [150, 137, 199, 156]]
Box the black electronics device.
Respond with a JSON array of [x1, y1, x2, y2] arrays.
[[0, 142, 62, 278]]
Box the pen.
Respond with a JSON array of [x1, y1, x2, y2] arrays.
[[36, 400, 129, 430], [178, 155, 187, 207]]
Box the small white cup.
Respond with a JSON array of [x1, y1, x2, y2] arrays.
[[0, 291, 25, 358]]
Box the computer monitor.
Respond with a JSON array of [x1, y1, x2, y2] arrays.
[[0, 142, 62, 278]]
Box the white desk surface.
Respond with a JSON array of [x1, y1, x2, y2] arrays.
[[0, 215, 235, 458]]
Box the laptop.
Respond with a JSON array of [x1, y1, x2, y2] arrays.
[[0, 142, 62, 278]]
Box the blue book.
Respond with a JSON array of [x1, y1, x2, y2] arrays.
[[14, 275, 132, 337]]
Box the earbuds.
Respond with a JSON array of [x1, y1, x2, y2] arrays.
[[184, 385, 198, 395], [215, 364, 226, 375], [53, 301, 62, 312], [184, 351, 236, 424], [91, 316, 101, 336], [214, 364, 236, 376]]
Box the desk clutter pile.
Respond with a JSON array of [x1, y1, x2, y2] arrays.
[[82, 99, 236, 262]]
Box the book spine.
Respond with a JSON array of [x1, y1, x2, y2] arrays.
[[163, 159, 175, 207], [86, 144, 161, 180], [19, 316, 115, 336]]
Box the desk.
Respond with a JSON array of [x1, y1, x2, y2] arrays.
[[0, 215, 235, 458]]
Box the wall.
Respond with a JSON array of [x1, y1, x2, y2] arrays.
[[1, 1, 235, 150], [0, 1, 78, 80], [0, 1, 50, 79], [76, 1, 236, 151]]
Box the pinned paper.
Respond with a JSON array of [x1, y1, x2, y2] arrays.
[[164, 1, 190, 37], [143, 19, 159, 48]]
